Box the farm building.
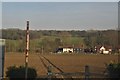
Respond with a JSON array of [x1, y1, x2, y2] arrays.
[[55, 46, 83, 53], [73, 45, 83, 53], [55, 48, 63, 53], [115, 45, 120, 53], [55, 45, 115, 54], [55, 47, 73, 53], [97, 45, 112, 54], [63, 47, 73, 53], [73, 48, 82, 53], [99, 46, 106, 53]]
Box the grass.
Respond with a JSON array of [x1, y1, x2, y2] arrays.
[[5, 36, 85, 52]]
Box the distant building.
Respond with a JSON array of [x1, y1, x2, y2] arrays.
[[73, 48, 82, 53], [63, 47, 73, 53], [95, 45, 112, 54], [55, 48, 63, 53], [116, 45, 120, 53], [56, 46, 83, 53], [100, 46, 105, 53], [99, 45, 112, 54]]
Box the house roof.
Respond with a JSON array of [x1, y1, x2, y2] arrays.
[[95, 45, 112, 50], [100, 46, 105, 50], [116, 45, 120, 49]]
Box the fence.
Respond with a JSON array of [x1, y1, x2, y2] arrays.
[[37, 65, 107, 79]]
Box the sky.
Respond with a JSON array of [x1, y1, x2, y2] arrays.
[[1, 0, 120, 2], [2, 2, 118, 30]]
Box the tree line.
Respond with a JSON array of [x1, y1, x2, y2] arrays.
[[1, 29, 119, 53]]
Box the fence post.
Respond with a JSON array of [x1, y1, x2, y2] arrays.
[[47, 66, 52, 80], [85, 65, 90, 80]]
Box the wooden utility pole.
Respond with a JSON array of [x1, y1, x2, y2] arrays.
[[25, 21, 29, 80]]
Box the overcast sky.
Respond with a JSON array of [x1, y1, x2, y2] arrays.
[[2, 2, 118, 30]]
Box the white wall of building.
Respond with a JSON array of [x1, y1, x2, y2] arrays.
[[63, 48, 73, 53]]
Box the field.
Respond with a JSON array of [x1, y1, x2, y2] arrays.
[[4, 53, 118, 78], [5, 36, 85, 52]]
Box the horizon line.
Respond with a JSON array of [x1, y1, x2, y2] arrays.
[[0, 27, 118, 31]]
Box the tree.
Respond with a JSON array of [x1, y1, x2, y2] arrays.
[[106, 63, 120, 79], [6, 66, 37, 80], [18, 40, 25, 52], [84, 35, 92, 48], [40, 38, 55, 53], [54, 38, 62, 47], [96, 32, 103, 45]]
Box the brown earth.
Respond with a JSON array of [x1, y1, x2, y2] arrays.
[[4, 53, 119, 78]]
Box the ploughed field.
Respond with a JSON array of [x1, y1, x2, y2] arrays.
[[4, 53, 118, 78]]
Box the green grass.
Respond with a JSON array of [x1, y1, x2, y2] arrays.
[[5, 36, 85, 52]]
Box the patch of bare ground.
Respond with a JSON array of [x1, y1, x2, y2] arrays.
[[4, 53, 118, 78]]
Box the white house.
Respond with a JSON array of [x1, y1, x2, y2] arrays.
[[100, 46, 105, 54], [63, 47, 73, 53], [100, 46, 105, 51], [100, 46, 110, 54]]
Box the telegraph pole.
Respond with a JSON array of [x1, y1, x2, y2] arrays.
[[25, 21, 29, 80]]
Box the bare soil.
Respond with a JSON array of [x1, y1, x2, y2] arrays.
[[4, 53, 118, 77]]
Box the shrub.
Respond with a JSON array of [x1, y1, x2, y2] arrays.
[[6, 66, 37, 80], [106, 63, 120, 79]]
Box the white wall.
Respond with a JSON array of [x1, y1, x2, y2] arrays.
[[63, 48, 73, 53]]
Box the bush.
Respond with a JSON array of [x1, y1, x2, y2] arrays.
[[6, 66, 37, 80], [106, 63, 120, 78]]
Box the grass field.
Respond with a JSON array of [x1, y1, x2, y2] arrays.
[[6, 36, 84, 52], [4, 53, 118, 78]]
